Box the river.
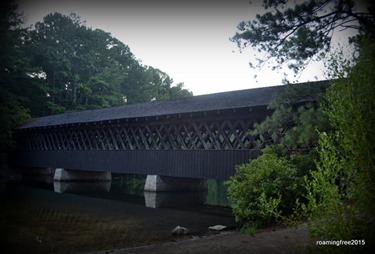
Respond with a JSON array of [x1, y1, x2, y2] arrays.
[[0, 174, 236, 254]]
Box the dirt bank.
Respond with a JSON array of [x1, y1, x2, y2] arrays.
[[88, 224, 315, 254]]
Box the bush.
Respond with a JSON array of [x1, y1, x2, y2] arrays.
[[226, 145, 312, 230], [304, 133, 358, 240], [303, 40, 375, 249]]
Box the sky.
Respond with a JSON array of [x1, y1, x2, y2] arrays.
[[16, 0, 352, 95]]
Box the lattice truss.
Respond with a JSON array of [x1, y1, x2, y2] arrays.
[[16, 118, 258, 151]]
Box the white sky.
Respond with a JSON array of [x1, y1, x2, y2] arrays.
[[17, 0, 353, 95]]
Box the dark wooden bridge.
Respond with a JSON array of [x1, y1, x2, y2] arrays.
[[13, 81, 325, 180]]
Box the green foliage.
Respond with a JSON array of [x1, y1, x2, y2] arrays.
[[0, 89, 30, 150], [0, 0, 34, 151], [232, 0, 374, 73], [303, 39, 375, 246], [251, 81, 330, 150], [0, 6, 192, 150], [304, 133, 358, 240], [27, 12, 192, 115], [226, 145, 313, 230]]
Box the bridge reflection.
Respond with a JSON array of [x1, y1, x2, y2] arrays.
[[53, 181, 112, 193]]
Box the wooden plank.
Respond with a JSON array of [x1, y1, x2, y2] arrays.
[[13, 150, 261, 180]]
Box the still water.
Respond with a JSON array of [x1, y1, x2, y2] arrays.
[[0, 174, 235, 254]]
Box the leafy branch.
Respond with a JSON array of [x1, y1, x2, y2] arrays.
[[232, 0, 374, 73]]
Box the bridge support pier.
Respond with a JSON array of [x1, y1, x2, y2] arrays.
[[53, 168, 112, 182], [144, 175, 207, 192]]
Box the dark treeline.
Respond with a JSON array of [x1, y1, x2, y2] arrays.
[[0, 1, 192, 150]]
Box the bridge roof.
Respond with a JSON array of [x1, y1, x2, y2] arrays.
[[19, 81, 327, 129]]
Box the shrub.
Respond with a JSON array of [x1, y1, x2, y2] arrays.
[[226, 145, 311, 230]]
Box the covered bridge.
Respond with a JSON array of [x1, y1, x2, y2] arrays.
[[13, 81, 327, 182]]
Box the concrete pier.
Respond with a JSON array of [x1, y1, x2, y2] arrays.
[[53, 168, 112, 182], [144, 175, 207, 192]]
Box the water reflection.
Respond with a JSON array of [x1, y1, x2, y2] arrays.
[[53, 181, 112, 193], [23, 175, 54, 185], [144, 191, 206, 208], [205, 179, 231, 207], [50, 176, 231, 208], [20, 168, 54, 185], [19, 172, 231, 208]]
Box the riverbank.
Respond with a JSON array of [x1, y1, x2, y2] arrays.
[[88, 224, 315, 254]]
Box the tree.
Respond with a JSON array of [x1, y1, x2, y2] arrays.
[[226, 0, 375, 244], [121, 65, 192, 104], [1, 6, 192, 150], [143, 67, 192, 101], [302, 39, 375, 251], [232, 0, 375, 73], [27, 13, 134, 113], [27, 12, 192, 114], [250, 81, 330, 151], [226, 0, 373, 237], [231, 0, 373, 153], [0, 0, 41, 150]]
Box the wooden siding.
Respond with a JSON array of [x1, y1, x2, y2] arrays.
[[13, 150, 260, 180]]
